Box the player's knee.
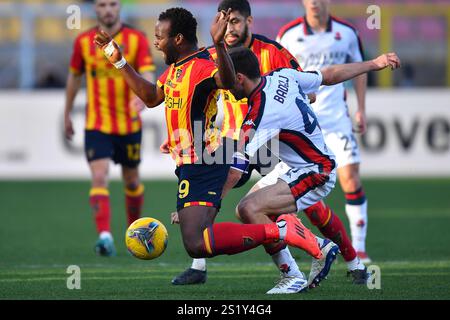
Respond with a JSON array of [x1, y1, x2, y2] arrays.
[[237, 198, 259, 223], [304, 201, 328, 227], [184, 240, 207, 258], [340, 167, 361, 193], [91, 172, 108, 188], [342, 177, 361, 193]]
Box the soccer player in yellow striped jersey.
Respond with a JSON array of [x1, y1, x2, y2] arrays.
[[64, 0, 155, 256]]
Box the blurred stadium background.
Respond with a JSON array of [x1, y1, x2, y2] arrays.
[[0, 0, 449, 300]]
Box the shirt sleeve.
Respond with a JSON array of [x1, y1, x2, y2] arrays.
[[347, 31, 365, 63], [69, 36, 85, 75], [293, 70, 323, 94], [136, 32, 156, 73], [157, 68, 169, 89]]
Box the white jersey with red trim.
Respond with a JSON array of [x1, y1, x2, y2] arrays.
[[277, 16, 364, 131], [241, 68, 336, 175]]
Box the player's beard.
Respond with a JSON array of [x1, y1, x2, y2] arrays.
[[226, 24, 249, 49], [163, 42, 179, 65]]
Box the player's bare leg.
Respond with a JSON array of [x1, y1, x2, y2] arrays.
[[122, 166, 144, 226], [171, 206, 214, 285], [338, 163, 371, 264], [89, 158, 116, 256]]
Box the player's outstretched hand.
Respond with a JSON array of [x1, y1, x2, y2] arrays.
[[94, 30, 123, 64], [372, 53, 401, 71], [64, 115, 74, 140], [210, 8, 232, 45]]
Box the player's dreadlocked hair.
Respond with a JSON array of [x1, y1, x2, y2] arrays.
[[228, 47, 261, 80], [158, 7, 198, 45], [218, 0, 251, 17]]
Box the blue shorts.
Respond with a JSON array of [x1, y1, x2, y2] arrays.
[[84, 130, 142, 168], [175, 163, 230, 211]]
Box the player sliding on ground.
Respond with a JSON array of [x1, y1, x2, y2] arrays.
[[94, 7, 326, 293]]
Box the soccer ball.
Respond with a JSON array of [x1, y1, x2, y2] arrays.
[[125, 217, 168, 260]]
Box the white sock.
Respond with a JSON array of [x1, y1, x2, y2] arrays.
[[345, 200, 368, 252], [191, 258, 206, 271], [346, 257, 366, 271], [99, 231, 113, 240], [271, 247, 302, 277]]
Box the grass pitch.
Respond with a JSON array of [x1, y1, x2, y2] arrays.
[[1, 178, 449, 300]]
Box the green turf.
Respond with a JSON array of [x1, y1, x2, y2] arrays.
[[1, 178, 450, 300]]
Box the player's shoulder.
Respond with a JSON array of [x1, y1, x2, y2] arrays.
[[194, 48, 215, 63], [206, 45, 216, 53], [277, 17, 305, 40], [252, 34, 284, 51], [330, 16, 360, 36]]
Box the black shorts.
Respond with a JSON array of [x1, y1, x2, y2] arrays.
[[84, 130, 142, 168], [175, 163, 230, 211]]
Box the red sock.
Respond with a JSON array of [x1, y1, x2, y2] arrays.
[[125, 184, 144, 226], [304, 201, 356, 262], [89, 188, 111, 234], [203, 222, 279, 256]]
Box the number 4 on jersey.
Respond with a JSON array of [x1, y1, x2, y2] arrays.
[[295, 97, 318, 134]]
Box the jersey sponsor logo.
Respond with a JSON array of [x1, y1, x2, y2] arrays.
[[274, 75, 290, 104], [298, 51, 348, 69], [334, 32, 342, 41]]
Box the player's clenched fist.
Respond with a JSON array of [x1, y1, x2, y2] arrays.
[[94, 30, 127, 69], [372, 53, 401, 71]]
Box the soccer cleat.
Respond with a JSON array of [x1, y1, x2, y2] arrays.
[[276, 214, 322, 259], [307, 239, 339, 288], [357, 251, 372, 264], [94, 236, 116, 257], [171, 268, 207, 285], [266, 273, 308, 294], [347, 267, 369, 285]]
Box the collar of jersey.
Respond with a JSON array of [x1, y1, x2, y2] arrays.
[[174, 47, 208, 67], [248, 77, 267, 105], [303, 15, 332, 35]]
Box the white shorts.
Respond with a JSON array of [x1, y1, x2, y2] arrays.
[[322, 125, 361, 168], [256, 162, 336, 211]]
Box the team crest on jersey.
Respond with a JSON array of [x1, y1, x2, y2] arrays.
[[175, 68, 183, 81], [334, 32, 342, 41]]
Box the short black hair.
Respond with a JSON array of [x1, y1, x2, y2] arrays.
[[229, 47, 261, 79], [218, 0, 251, 17], [158, 7, 198, 45]]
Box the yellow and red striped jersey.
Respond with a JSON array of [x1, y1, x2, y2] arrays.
[[157, 48, 220, 166], [208, 34, 302, 140], [70, 25, 155, 135]]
